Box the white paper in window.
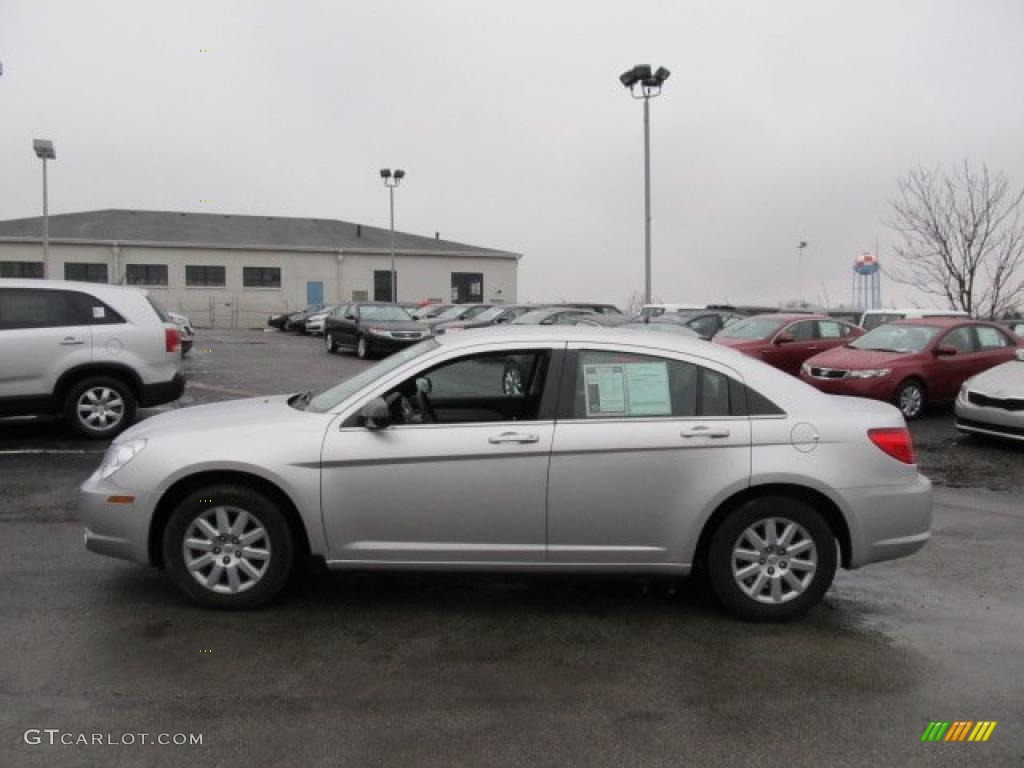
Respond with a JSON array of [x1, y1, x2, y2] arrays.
[[92, 306, 106, 319], [624, 362, 671, 415], [583, 364, 626, 416]]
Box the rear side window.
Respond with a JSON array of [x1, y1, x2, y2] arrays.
[[65, 291, 126, 325], [818, 320, 849, 339], [976, 326, 1011, 349], [0, 288, 89, 329], [570, 350, 742, 419]]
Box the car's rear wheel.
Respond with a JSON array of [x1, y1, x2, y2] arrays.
[[64, 376, 136, 439], [707, 496, 837, 621], [895, 379, 926, 420], [162, 485, 293, 609], [325, 332, 338, 354]]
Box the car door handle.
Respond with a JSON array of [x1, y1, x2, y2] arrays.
[[59, 337, 86, 346], [488, 432, 540, 444], [680, 425, 731, 439]]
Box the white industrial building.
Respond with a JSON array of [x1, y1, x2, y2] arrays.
[[0, 209, 520, 328]]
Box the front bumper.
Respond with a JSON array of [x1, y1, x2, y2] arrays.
[[799, 372, 897, 402], [79, 471, 156, 565], [955, 397, 1024, 441], [840, 474, 933, 568], [366, 334, 428, 353]]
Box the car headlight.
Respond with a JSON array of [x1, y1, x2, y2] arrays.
[[98, 438, 147, 480], [958, 380, 972, 401], [847, 368, 891, 379], [368, 327, 387, 336]]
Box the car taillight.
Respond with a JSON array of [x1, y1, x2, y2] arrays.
[[868, 427, 915, 464], [165, 326, 181, 353]]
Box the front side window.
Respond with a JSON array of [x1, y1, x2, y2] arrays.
[[243, 267, 281, 288], [571, 350, 735, 419], [126, 264, 168, 286], [787, 320, 817, 341], [976, 326, 1010, 349], [0, 261, 44, 279], [186, 265, 226, 287], [64, 263, 108, 283], [940, 326, 975, 353]]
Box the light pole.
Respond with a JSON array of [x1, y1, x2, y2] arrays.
[[796, 240, 807, 306], [619, 64, 670, 304], [33, 139, 56, 278], [379, 168, 405, 303]]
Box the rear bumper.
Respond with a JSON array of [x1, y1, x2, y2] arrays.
[[138, 372, 185, 407], [841, 474, 933, 568]]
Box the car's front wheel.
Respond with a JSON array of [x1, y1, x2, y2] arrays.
[[64, 376, 136, 439], [325, 332, 338, 354], [356, 335, 369, 359], [162, 485, 294, 609], [707, 496, 837, 621], [895, 379, 926, 420]]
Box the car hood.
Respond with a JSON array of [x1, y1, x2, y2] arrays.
[[117, 395, 317, 442], [966, 359, 1024, 396], [804, 346, 917, 368], [364, 320, 426, 331]]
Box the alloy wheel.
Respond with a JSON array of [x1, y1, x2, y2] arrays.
[[183, 506, 271, 594], [898, 383, 924, 419], [76, 387, 125, 431], [730, 517, 818, 604]]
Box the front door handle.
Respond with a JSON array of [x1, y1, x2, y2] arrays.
[[488, 432, 540, 444], [59, 337, 86, 346], [680, 425, 731, 439]]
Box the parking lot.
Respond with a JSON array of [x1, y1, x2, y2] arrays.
[[3, 328, 1023, 767]]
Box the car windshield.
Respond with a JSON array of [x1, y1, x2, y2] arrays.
[[412, 305, 443, 319], [435, 305, 470, 320], [306, 339, 439, 412], [850, 324, 940, 352], [511, 309, 555, 325], [471, 305, 508, 322], [716, 317, 786, 340], [461, 305, 491, 320], [359, 305, 412, 322], [623, 322, 700, 337]]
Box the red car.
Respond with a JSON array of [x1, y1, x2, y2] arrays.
[[799, 318, 1021, 419], [713, 314, 863, 376]]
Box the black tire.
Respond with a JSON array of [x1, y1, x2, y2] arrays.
[[325, 332, 338, 354], [895, 379, 926, 420], [162, 484, 294, 609], [355, 334, 370, 359], [707, 496, 837, 622], [63, 376, 136, 440]]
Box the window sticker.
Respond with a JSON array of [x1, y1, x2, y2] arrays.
[[583, 361, 671, 417], [92, 305, 106, 319]]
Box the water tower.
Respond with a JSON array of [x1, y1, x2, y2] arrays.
[[853, 252, 881, 310]]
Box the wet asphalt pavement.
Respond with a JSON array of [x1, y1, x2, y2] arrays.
[[2, 330, 1023, 767]]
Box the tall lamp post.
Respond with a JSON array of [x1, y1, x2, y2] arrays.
[[33, 139, 56, 278], [619, 64, 670, 304], [379, 168, 406, 302]]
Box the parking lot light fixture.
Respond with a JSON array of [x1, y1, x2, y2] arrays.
[[381, 167, 405, 302], [619, 65, 670, 304], [33, 139, 56, 277]]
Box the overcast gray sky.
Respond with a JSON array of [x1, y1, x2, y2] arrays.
[[2, 0, 1023, 309]]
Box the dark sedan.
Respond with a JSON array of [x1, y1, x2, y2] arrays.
[[284, 304, 327, 333], [324, 303, 429, 359]]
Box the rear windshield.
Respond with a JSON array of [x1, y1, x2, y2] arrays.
[[146, 294, 171, 322]]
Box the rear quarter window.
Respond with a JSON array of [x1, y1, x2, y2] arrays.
[[145, 295, 172, 323]]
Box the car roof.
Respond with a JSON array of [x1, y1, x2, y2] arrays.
[[740, 313, 828, 322], [0, 277, 146, 297], [886, 316, 980, 328]]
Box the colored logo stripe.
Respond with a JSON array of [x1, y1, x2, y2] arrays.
[[921, 721, 996, 742]]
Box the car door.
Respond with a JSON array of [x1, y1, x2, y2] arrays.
[[0, 288, 93, 400], [763, 319, 819, 375], [546, 344, 751, 565], [319, 341, 563, 563], [931, 326, 978, 399]]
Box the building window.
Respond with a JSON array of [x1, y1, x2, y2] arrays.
[[374, 270, 397, 302], [186, 265, 226, 287], [451, 272, 483, 303], [243, 267, 281, 288], [0, 261, 44, 279], [64, 263, 108, 283], [125, 264, 168, 286], [351, 289, 369, 301]]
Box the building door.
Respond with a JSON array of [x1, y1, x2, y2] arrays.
[[374, 271, 395, 302], [451, 272, 483, 303], [307, 281, 324, 306]]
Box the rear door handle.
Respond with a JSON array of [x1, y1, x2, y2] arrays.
[[488, 432, 540, 444], [680, 425, 731, 439], [59, 337, 86, 346]]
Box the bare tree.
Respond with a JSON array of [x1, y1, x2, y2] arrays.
[[887, 162, 1024, 318]]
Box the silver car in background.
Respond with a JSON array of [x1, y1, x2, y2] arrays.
[[955, 348, 1024, 442], [79, 327, 931, 621]]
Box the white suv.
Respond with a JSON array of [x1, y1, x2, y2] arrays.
[[0, 279, 185, 438]]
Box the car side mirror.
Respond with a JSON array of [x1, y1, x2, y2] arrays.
[[934, 345, 958, 357], [360, 397, 392, 430], [774, 333, 795, 345]]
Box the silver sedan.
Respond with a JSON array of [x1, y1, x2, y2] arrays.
[[955, 348, 1024, 442], [79, 326, 932, 621]]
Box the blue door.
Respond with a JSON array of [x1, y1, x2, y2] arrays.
[[306, 281, 324, 306]]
